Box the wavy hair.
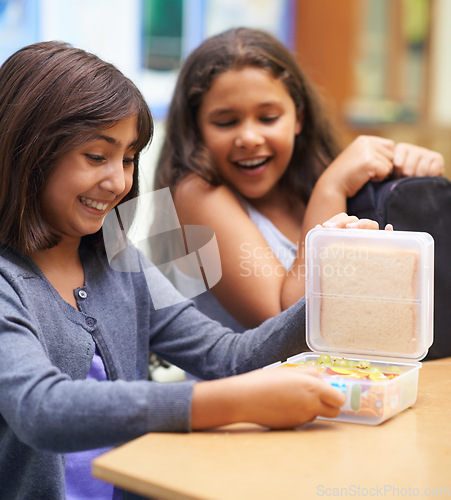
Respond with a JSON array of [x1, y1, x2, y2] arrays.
[[154, 27, 342, 203]]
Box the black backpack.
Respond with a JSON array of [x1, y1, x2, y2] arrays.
[[347, 176, 451, 360]]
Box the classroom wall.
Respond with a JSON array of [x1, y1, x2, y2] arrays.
[[293, 0, 451, 177], [429, 0, 451, 125]]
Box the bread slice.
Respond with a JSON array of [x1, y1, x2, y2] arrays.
[[319, 242, 419, 354]]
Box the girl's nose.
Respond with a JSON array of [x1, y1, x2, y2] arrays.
[[234, 124, 265, 149], [100, 161, 127, 195]]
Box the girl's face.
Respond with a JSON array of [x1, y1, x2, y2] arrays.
[[198, 66, 301, 200], [40, 116, 138, 243]]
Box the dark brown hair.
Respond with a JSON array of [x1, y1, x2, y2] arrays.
[[0, 41, 153, 253], [154, 27, 342, 202]]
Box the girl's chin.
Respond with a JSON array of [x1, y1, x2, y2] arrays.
[[234, 180, 276, 198], [75, 224, 104, 239], [235, 190, 272, 202]]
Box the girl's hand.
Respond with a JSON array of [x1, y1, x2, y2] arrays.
[[191, 368, 346, 430], [393, 143, 445, 178], [325, 135, 396, 198], [320, 212, 393, 231], [324, 136, 445, 199]]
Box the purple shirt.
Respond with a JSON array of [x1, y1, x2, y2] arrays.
[[65, 347, 121, 500]]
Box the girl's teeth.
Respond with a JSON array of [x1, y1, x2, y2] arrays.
[[237, 158, 267, 168], [80, 197, 107, 210]]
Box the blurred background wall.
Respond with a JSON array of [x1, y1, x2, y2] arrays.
[[1, 0, 450, 184], [294, 0, 451, 178]]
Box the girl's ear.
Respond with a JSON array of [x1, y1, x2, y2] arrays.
[[295, 116, 302, 135], [295, 120, 302, 135]]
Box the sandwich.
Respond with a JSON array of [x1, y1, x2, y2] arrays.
[[319, 242, 419, 354]]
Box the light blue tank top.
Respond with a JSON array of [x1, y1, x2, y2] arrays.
[[192, 200, 298, 331]]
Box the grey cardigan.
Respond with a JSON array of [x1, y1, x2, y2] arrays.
[[0, 242, 307, 499]]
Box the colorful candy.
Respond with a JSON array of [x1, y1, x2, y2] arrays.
[[279, 355, 404, 381], [276, 355, 410, 421]]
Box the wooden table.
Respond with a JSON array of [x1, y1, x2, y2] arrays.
[[92, 358, 451, 499]]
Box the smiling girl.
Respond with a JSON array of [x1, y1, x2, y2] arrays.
[[29, 117, 138, 310], [154, 27, 444, 330], [0, 41, 361, 500]]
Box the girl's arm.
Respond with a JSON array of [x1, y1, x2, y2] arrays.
[[301, 136, 444, 239], [289, 137, 443, 308], [191, 368, 346, 429], [173, 175, 377, 328], [297, 137, 442, 266], [174, 175, 289, 325], [297, 136, 396, 282], [173, 137, 442, 327]]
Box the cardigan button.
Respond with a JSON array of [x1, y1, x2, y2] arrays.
[[85, 317, 96, 327]]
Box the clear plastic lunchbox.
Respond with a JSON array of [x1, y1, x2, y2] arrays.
[[266, 227, 434, 425]]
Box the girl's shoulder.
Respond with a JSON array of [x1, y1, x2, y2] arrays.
[[175, 173, 235, 199], [173, 174, 246, 220], [0, 246, 36, 282]]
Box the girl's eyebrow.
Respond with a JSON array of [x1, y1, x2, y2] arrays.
[[207, 108, 234, 118], [90, 134, 138, 149], [209, 101, 283, 117], [96, 134, 117, 144]]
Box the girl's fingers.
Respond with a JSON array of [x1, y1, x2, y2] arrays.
[[416, 156, 434, 177], [322, 214, 392, 231], [345, 218, 379, 230], [399, 150, 420, 177], [322, 213, 358, 228], [322, 213, 379, 230], [393, 143, 408, 166], [319, 383, 347, 409], [429, 154, 445, 176], [394, 143, 445, 178]]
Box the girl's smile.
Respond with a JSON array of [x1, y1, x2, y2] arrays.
[[79, 196, 109, 211], [198, 66, 301, 200], [232, 155, 273, 177], [40, 116, 138, 244]]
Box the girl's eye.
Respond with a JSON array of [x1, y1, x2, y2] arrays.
[[213, 119, 237, 128], [260, 115, 279, 124], [123, 157, 135, 167], [85, 154, 105, 163]]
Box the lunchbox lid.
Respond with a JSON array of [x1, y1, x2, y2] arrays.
[[305, 227, 434, 362]]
